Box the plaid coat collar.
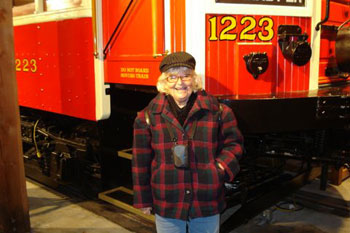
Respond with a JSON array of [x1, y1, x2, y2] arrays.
[[147, 90, 221, 130]]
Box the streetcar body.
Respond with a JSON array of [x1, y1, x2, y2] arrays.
[[14, 0, 350, 116]]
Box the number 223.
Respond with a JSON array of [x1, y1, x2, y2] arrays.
[[15, 58, 37, 73]]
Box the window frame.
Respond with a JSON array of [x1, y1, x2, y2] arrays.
[[215, 0, 306, 7]]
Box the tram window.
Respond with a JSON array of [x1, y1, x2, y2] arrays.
[[45, 0, 82, 11], [12, 0, 35, 16]]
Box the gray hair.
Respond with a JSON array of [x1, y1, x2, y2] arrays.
[[156, 67, 203, 94]]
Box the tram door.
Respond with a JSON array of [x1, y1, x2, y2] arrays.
[[102, 0, 166, 86]]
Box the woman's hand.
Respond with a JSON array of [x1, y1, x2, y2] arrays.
[[217, 162, 224, 171], [216, 162, 226, 181], [140, 207, 152, 215]]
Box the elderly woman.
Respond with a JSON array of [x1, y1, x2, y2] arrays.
[[132, 52, 243, 233]]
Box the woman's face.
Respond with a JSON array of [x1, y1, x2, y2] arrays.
[[165, 68, 194, 108]]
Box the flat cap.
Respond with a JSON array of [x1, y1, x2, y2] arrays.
[[159, 52, 196, 72]]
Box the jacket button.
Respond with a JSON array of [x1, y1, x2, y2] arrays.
[[185, 190, 191, 195]]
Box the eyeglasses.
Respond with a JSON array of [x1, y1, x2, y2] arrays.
[[166, 74, 193, 83]]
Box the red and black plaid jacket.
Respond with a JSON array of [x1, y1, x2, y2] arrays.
[[132, 90, 243, 220]]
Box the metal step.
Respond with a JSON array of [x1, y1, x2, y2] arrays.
[[98, 186, 155, 222], [118, 148, 132, 160]]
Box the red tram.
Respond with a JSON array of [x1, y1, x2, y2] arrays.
[[13, 0, 350, 229]]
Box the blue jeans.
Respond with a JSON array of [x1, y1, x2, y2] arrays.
[[155, 214, 220, 233]]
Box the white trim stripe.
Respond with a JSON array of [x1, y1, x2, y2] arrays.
[[13, 7, 92, 26]]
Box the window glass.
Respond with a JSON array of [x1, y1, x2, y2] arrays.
[[13, 0, 35, 16], [45, 0, 82, 11]]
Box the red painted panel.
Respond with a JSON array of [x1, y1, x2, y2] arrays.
[[233, 43, 276, 95], [171, 0, 186, 52], [102, 0, 165, 86], [319, 0, 350, 85], [322, 0, 350, 25], [205, 14, 311, 95], [14, 18, 96, 120]]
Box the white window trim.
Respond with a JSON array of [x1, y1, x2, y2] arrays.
[[13, 0, 92, 26]]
